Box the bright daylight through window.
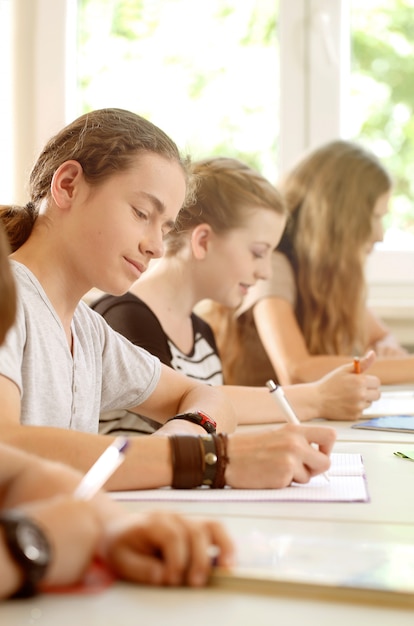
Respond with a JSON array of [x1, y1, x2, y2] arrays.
[[350, 0, 414, 250], [76, 0, 280, 182]]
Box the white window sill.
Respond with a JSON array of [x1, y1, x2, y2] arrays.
[[366, 248, 414, 349]]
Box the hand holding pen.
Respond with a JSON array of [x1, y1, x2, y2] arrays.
[[266, 380, 330, 482]]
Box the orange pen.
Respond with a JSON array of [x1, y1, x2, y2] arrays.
[[353, 357, 361, 374]]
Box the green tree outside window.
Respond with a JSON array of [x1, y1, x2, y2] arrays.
[[350, 0, 414, 244], [77, 0, 279, 181]]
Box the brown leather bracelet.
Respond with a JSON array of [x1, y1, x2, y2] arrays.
[[169, 435, 204, 489], [199, 435, 218, 487], [212, 433, 229, 489]]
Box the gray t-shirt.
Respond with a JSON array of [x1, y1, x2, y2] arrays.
[[0, 261, 161, 432]]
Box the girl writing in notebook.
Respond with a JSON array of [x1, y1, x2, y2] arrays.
[[206, 140, 414, 388], [0, 108, 335, 493], [0, 223, 234, 598], [91, 156, 380, 434]]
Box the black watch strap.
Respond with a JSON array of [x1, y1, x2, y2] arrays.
[[0, 510, 52, 598], [167, 410, 217, 434]]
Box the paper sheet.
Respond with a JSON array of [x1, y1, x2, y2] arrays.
[[111, 453, 369, 503], [364, 390, 414, 416]]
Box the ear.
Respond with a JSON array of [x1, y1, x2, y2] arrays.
[[191, 224, 214, 260], [50, 160, 84, 210]]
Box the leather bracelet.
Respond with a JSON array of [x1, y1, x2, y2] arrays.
[[166, 410, 217, 434], [169, 435, 204, 489], [199, 435, 218, 487], [212, 433, 229, 489]]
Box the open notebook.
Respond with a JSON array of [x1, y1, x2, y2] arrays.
[[212, 531, 414, 607], [363, 389, 414, 416], [111, 453, 369, 503]]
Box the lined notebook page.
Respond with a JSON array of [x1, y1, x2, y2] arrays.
[[111, 453, 369, 503]]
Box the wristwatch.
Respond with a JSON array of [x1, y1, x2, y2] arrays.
[[167, 410, 217, 434], [0, 510, 52, 598]]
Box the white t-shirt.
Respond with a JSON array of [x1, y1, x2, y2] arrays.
[[0, 261, 161, 432]]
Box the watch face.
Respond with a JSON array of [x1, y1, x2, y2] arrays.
[[0, 511, 52, 597], [17, 523, 50, 566]]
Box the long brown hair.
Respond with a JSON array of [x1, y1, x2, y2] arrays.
[[0, 108, 194, 252], [189, 157, 286, 382], [165, 156, 286, 255], [280, 139, 392, 355]]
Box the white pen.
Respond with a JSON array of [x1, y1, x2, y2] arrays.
[[73, 437, 130, 500], [266, 380, 330, 483], [266, 379, 300, 424]]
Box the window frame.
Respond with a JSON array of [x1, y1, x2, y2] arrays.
[[279, 0, 414, 346], [7, 0, 414, 344]]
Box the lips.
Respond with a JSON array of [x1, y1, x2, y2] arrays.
[[124, 257, 147, 277]]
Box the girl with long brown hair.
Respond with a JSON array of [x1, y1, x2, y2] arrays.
[[210, 140, 414, 387]]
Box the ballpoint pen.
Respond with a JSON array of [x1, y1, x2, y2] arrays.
[[73, 437, 130, 500], [266, 380, 330, 482]]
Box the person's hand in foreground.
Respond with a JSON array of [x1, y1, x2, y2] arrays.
[[102, 512, 234, 587]]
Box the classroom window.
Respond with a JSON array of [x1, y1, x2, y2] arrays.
[[75, 0, 280, 181], [3, 0, 414, 344], [349, 0, 414, 251], [0, 0, 12, 202]]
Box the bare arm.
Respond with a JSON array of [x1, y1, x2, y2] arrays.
[[0, 443, 235, 595], [253, 296, 414, 385], [0, 443, 107, 597], [0, 359, 238, 487], [222, 351, 380, 423], [0, 369, 338, 491], [0, 374, 172, 490], [365, 308, 409, 356], [129, 363, 237, 434]]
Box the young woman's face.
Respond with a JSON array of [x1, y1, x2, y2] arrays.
[[73, 153, 187, 295], [364, 190, 391, 255], [203, 207, 286, 308]]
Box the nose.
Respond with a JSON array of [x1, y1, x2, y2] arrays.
[[372, 219, 384, 244], [140, 228, 164, 259], [255, 256, 273, 281]]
